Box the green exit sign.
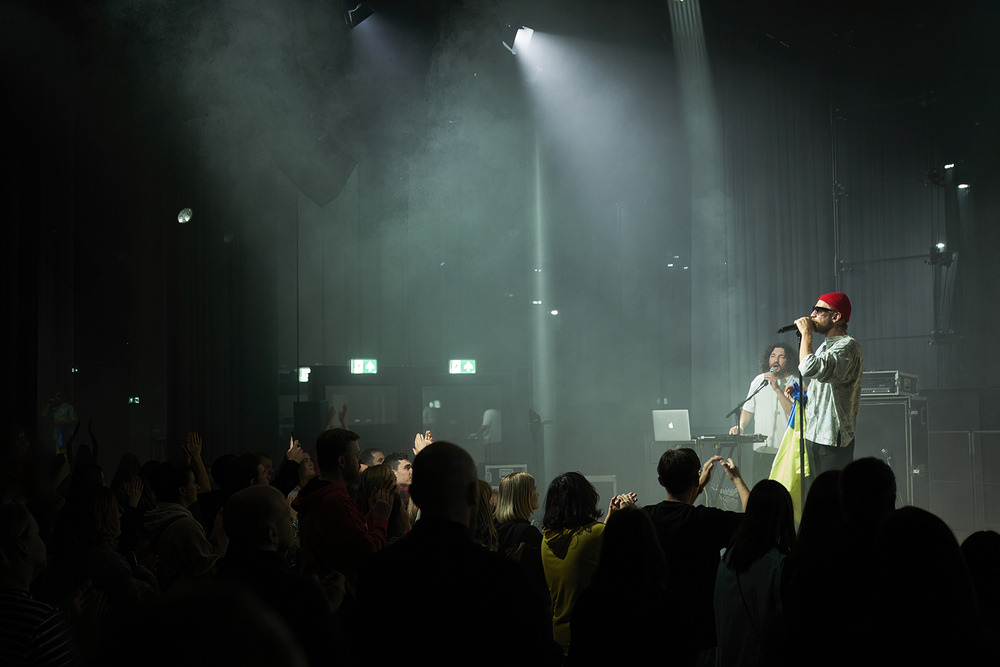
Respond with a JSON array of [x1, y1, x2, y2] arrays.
[[351, 359, 378, 374], [449, 359, 476, 374]]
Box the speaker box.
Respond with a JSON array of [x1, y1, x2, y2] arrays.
[[973, 431, 1000, 532], [928, 431, 976, 533], [855, 397, 929, 508]]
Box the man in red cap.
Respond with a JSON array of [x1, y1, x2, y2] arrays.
[[786, 292, 864, 477]]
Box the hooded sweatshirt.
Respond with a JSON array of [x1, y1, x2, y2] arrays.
[[291, 478, 387, 596], [143, 502, 218, 591]]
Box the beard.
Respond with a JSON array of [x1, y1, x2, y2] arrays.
[[812, 318, 833, 335]]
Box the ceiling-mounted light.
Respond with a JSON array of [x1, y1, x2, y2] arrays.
[[346, 3, 374, 29], [502, 25, 534, 54]]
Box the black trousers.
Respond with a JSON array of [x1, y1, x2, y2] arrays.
[[803, 438, 855, 498], [807, 438, 855, 474]]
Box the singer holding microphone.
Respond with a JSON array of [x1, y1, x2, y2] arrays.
[[782, 292, 864, 480], [729, 343, 796, 483]]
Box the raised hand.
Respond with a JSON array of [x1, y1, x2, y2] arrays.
[[721, 458, 742, 481], [413, 430, 433, 457], [286, 436, 307, 463], [763, 371, 779, 390], [184, 432, 203, 459], [606, 493, 636, 522], [699, 455, 724, 491], [125, 475, 144, 508], [338, 404, 348, 429], [370, 480, 397, 520]]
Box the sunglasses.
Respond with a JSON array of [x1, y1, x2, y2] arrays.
[[811, 306, 835, 314]]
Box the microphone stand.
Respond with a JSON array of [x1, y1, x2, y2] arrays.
[[795, 331, 806, 516], [776, 323, 808, 516], [724, 382, 768, 510]]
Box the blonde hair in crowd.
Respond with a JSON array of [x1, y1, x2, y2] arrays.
[[495, 472, 535, 524]]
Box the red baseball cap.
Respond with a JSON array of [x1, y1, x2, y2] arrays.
[[817, 292, 851, 322]]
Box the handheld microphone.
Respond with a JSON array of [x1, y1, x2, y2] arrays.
[[759, 364, 781, 388], [777, 323, 798, 334]]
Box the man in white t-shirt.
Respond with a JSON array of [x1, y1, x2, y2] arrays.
[[469, 409, 502, 462], [729, 343, 796, 483]]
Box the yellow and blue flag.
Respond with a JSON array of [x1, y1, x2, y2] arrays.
[[769, 381, 811, 521]]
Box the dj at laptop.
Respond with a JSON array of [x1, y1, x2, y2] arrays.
[[728, 342, 797, 483]]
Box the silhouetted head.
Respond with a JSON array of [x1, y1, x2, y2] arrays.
[[795, 470, 845, 553], [0, 503, 47, 584], [360, 448, 384, 467], [592, 505, 666, 589], [874, 507, 983, 661], [224, 485, 293, 552], [315, 429, 361, 482], [410, 442, 477, 525], [656, 448, 700, 499], [726, 480, 796, 572], [543, 472, 602, 531], [150, 461, 197, 506], [840, 457, 896, 529], [68, 464, 104, 495]]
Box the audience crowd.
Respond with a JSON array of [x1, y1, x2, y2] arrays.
[[1, 418, 995, 666]]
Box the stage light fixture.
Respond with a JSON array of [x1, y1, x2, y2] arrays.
[[944, 163, 955, 169], [927, 244, 953, 267], [532, 300, 542, 305], [502, 25, 534, 54], [550, 310, 558, 315], [346, 3, 374, 29], [958, 184, 970, 189], [178, 208, 193, 223]]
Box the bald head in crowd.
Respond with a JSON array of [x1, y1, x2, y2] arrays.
[[409, 442, 478, 527], [224, 485, 294, 552]]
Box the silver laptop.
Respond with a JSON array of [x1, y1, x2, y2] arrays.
[[652, 409, 692, 442]]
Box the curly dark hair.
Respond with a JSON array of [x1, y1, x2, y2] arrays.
[[543, 472, 602, 531], [759, 343, 795, 374]]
